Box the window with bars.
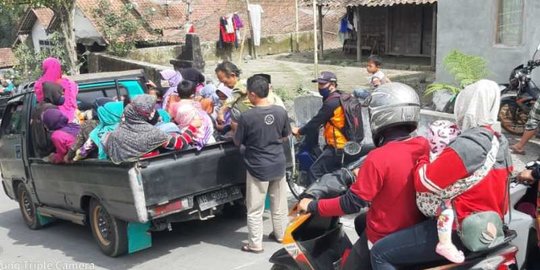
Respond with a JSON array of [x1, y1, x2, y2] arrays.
[[496, 0, 524, 46]]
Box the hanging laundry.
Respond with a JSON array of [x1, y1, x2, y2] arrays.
[[233, 13, 244, 28], [220, 16, 236, 44], [248, 4, 263, 47], [225, 15, 235, 34]]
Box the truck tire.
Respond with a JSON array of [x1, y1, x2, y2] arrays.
[[89, 199, 128, 257], [17, 184, 43, 230]]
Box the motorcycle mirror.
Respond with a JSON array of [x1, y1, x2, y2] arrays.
[[344, 141, 362, 156]]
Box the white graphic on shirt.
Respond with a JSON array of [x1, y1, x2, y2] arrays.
[[264, 114, 275, 125]]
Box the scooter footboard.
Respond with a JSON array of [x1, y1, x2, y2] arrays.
[[295, 222, 352, 270]]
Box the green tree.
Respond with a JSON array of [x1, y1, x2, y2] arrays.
[[93, 0, 142, 57], [0, 0, 79, 75], [0, 4, 25, 47], [12, 32, 71, 84]]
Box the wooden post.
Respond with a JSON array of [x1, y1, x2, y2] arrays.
[[313, 0, 319, 81], [431, 4, 437, 69], [356, 6, 361, 62], [245, 0, 257, 59], [318, 5, 324, 59], [295, 0, 300, 52], [385, 7, 390, 55]]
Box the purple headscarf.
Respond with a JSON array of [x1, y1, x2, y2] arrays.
[[160, 70, 183, 110], [42, 109, 80, 137]]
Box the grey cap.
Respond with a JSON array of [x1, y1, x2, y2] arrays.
[[312, 71, 337, 83]]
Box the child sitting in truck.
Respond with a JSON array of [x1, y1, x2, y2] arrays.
[[172, 80, 216, 150], [42, 109, 81, 164]]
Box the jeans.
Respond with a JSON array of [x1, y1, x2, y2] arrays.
[[309, 147, 343, 185], [342, 213, 372, 270], [370, 219, 462, 270]]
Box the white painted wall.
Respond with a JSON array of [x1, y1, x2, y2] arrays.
[[31, 21, 49, 54], [74, 7, 104, 46]]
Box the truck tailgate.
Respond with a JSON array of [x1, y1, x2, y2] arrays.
[[140, 142, 246, 207]]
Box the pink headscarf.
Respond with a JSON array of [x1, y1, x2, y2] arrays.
[[172, 100, 215, 150], [35, 58, 63, 102]]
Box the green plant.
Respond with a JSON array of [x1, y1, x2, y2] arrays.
[[93, 0, 142, 57], [425, 50, 489, 95]]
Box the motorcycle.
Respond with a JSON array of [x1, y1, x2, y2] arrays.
[[271, 141, 520, 270], [498, 43, 540, 135], [286, 93, 374, 199]]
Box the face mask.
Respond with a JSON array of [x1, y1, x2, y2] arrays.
[[56, 96, 65, 105], [319, 87, 331, 99]]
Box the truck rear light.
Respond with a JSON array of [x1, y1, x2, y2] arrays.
[[149, 196, 193, 218]]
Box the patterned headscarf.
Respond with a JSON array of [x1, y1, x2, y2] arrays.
[[173, 100, 215, 150], [428, 120, 461, 161], [104, 94, 170, 164]]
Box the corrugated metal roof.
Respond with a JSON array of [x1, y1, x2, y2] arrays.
[[306, 0, 437, 7]]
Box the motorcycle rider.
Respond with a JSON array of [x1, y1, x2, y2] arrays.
[[292, 71, 349, 185], [298, 82, 429, 269]]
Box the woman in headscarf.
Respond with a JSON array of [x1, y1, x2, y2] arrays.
[[160, 69, 183, 112], [42, 109, 81, 164], [31, 82, 64, 157], [171, 80, 216, 150], [66, 98, 113, 161], [180, 67, 206, 96], [103, 94, 200, 164], [69, 100, 123, 161], [34, 58, 79, 121], [368, 80, 512, 269]]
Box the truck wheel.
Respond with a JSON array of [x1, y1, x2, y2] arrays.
[[89, 199, 128, 257], [17, 184, 43, 230]]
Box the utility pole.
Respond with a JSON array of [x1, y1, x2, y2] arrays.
[[312, 0, 319, 78], [245, 0, 257, 59], [295, 0, 299, 52]]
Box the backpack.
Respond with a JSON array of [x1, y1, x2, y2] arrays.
[[334, 93, 365, 143]]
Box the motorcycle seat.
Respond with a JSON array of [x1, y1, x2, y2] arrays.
[[401, 229, 517, 269]]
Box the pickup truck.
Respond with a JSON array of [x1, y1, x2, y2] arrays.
[[0, 70, 266, 257]]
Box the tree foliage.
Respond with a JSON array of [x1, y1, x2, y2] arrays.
[[0, 0, 79, 75], [93, 0, 142, 57], [425, 50, 490, 95]]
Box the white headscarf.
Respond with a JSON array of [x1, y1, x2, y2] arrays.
[[454, 79, 501, 131]]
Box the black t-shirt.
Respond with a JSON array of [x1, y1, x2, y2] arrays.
[[235, 105, 291, 181]]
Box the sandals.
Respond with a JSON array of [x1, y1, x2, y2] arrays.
[[510, 145, 526, 155], [241, 245, 264, 254]]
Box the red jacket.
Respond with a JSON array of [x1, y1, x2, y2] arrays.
[[415, 127, 511, 223]]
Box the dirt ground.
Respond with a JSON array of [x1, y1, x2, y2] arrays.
[[204, 51, 433, 103]]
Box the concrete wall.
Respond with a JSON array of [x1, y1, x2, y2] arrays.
[[88, 53, 171, 83], [436, 0, 540, 84], [127, 31, 315, 66], [31, 21, 48, 54]]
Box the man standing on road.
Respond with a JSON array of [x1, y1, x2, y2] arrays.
[[234, 75, 291, 253], [292, 71, 347, 184]]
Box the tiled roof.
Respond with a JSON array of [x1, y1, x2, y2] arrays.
[[0, 48, 16, 69], [75, 0, 159, 42], [129, 0, 185, 30], [17, 8, 54, 34], [307, 0, 437, 7]]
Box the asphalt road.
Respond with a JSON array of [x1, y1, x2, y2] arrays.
[[0, 193, 289, 270]]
